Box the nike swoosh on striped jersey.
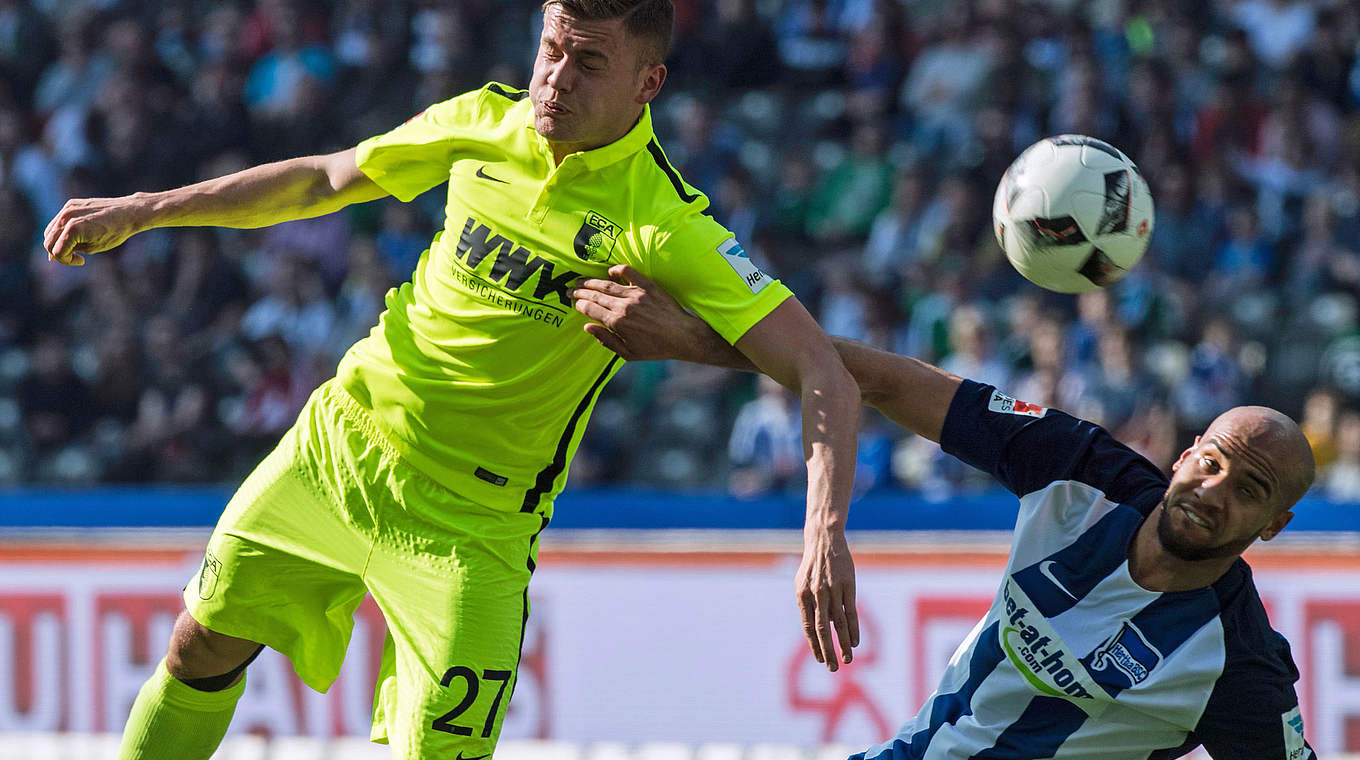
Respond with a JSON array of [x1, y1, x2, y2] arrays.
[[1039, 560, 1079, 601]]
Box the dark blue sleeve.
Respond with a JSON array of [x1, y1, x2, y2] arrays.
[[938, 380, 1168, 506], [1195, 563, 1314, 759]]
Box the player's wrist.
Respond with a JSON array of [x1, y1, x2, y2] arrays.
[[803, 504, 848, 535], [131, 190, 169, 231]]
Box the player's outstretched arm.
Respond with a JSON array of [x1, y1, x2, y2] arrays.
[[737, 297, 862, 673], [44, 148, 388, 266], [574, 267, 863, 670], [573, 266, 962, 442]]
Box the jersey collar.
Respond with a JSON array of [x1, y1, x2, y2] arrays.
[[528, 104, 655, 173]]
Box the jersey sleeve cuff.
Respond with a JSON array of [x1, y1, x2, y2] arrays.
[[711, 283, 794, 345], [354, 136, 423, 203]]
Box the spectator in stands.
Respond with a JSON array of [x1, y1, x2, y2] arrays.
[[1211, 205, 1274, 297], [774, 0, 851, 88], [670, 97, 741, 200], [1322, 409, 1360, 501], [4, 0, 1359, 502], [0, 186, 35, 344], [330, 234, 392, 358], [728, 374, 802, 498], [678, 0, 780, 91], [32, 11, 112, 116], [19, 331, 93, 457], [243, 0, 336, 119], [1287, 191, 1358, 305], [898, 7, 994, 163], [1148, 165, 1219, 282], [240, 257, 335, 361], [120, 315, 221, 481], [374, 201, 428, 281], [807, 119, 893, 243], [938, 303, 1008, 391], [1086, 326, 1161, 431], [1230, 0, 1316, 70], [0, 104, 63, 223], [1300, 386, 1339, 473], [711, 166, 761, 258], [1012, 316, 1087, 413], [861, 167, 931, 282], [1175, 317, 1248, 433]]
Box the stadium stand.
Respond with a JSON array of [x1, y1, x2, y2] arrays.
[[1, 0, 1359, 503]]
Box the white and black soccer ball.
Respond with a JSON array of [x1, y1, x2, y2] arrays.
[[992, 135, 1155, 293]]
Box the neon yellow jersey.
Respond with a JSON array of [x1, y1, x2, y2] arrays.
[[339, 82, 792, 517]]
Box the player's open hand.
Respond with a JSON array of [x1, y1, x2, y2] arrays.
[[572, 265, 702, 362], [797, 526, 859, 672], [44, 195, 147, 266]]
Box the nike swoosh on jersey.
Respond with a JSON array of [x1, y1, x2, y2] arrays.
[[455, 753, 490, 760], [475, 165, 508, 184], [1039, 560, 1079, 601]]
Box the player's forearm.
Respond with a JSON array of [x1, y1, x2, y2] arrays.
[[139, 149, 382, 232], [831, 336, 961, 443], [798, 365, 861, 531], [675, 323, 959, 444], [658, 310, 758, 371]]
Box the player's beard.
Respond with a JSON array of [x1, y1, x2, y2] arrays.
[[1154, 495, 1253, 562]]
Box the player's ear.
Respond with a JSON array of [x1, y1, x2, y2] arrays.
[[1260, 509, 1294, 542], [636, 62, 666, 104], [1170, 437, 1199, 473]]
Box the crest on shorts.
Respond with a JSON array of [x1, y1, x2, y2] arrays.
[[573, 210, 621, 263], [197, 550, 221, 600]]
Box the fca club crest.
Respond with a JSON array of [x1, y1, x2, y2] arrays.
[[573, 210, 621, 263]]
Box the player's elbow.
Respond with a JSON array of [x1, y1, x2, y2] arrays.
[[798, 359, 860, 413], [314, 149, 379, 207]]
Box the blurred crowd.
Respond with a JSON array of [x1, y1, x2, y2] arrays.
[[2, 0, 1360, 503]]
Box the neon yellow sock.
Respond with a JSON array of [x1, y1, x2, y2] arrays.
[[116, 658, 245, 760]]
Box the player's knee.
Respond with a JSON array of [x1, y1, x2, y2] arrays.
[[165, 611, 263, 689]]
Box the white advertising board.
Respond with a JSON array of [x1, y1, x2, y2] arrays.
[[1, 538, 1358, 753]]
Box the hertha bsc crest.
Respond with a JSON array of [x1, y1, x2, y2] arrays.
[[573, 210, 621, 263]]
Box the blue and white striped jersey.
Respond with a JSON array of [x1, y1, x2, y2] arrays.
[[855, 381, 1313, 760]]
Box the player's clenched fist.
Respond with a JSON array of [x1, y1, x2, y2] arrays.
[[44, 195, 148, 267]]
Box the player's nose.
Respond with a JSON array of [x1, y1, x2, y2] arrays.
[[1194, 478, 1228, 511], [546, 60, 573, 91]]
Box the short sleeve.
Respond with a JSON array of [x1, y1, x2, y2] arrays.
[[939, 380, 1167, 502], [355, 87, 487, 202], [1194, 640, 1313, 759], [1195, 567, 1315, 760], [646, 211, 792, 344]]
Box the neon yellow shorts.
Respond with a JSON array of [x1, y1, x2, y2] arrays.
[[185, 379, 545, 758]]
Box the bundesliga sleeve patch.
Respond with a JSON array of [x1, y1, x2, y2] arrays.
[[1282, 706, 1311, 760], [989, 390, 1047, 418], [717, 238, 771, 294]]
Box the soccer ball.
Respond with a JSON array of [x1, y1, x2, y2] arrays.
[[992, 135, 1154, 293]]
